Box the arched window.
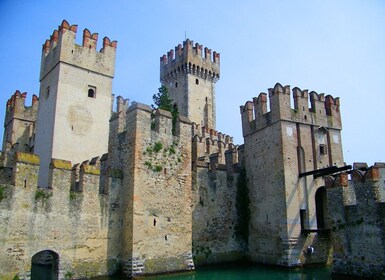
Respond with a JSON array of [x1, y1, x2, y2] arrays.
[[196, 78, 199, 85], [88, 86, 96, 98]]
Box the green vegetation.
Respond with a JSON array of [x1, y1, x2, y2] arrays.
[[64, 271, 74, 280], [144, 161, 153, 169], [0, 185, 5, 201], [193, 243, 212, 259], [234, 168, 250, 246], [152, 85, 179, 135], [332, 218, 364, 232], [69, 191, 78, 200], [35, 188, 52, 200], [153, 165, 163, 172], [153, 141, 163, 153], [144, 140, 181, 172]]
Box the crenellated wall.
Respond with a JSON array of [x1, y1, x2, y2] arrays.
[[326, 163, 385, 279], [2, 91, 38, 167], [160, 39, 220, 83], [40, 20, 117, 80], [0, 152, 123, 280], [191, 145, 244, 266], [160, 39, 219, 129], [3, 18, 384, 280], [240, 83, 341, 137]]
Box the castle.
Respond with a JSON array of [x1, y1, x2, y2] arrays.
[[0, 20, 384, 280]]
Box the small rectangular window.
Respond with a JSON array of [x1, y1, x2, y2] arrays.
[[88, 86, 96, 98], [46, 86, 50, 99], [319, 144, 327, 155]]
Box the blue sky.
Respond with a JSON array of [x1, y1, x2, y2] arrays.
[[0, 0, 384, 165]]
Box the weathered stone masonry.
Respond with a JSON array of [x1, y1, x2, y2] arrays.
[[1, 19, 384, 280]]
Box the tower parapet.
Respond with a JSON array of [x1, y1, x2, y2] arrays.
[[191, 123, 238, 167], [240, 83, 342, 137], [40, 20, 117, 80], [2, 91, 38, 167], [160, 39, 220, 83], [4, 90, 38, 128], [159, 40, 220, 129]]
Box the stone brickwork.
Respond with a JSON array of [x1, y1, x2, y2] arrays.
[[2, 91, 38, 168], [240, 83, 342, 266], [326, 163, 385, 279], [1, 19, 384, 280], [35, 20, 117, 187], [0, 152, 123, 280], [113, 103, 194, 277], [160, 39, 219, 129]]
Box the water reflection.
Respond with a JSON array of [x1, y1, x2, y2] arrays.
[[91, 263, 331, 280]]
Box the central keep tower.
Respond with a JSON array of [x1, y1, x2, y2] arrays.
[[160, 39, 220, 129]]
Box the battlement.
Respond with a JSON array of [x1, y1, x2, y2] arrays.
[[160, 39, 220, 83], [9, 152, 121, 196], [4, 90, 38, 125], [326, 163, 385, 279], [126, 102, 192, 136], [191, 122, 239, 170], [325, 162, 385, 205], [240, 83, 341, 136], [40, 20, 117, 80]]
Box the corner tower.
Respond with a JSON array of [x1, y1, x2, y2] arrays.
[[160, 39, 220, 129], [35, 20, 117, 187]]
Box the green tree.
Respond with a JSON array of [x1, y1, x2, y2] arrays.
[[152, 85, 173, 111], [152, 85, 179, 135]]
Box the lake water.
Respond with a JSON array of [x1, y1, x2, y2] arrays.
[[91, 263, 335, 280]]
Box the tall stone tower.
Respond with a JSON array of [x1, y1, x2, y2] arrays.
[[241, 83, 344, 266], [160, 39, 220, 129], [2, 91, 38, 167], [34, 20, 117, 187]]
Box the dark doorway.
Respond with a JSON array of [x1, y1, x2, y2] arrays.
[[315, 187, 327, 229], [31, 250, 59, 280]]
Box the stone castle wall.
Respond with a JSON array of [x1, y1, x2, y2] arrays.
[[0, 153, 123, 280], [112, 103, 194, 277], [326, 163, 385, 279], [192, 153, 243, 265], [2, 19, 384, 280]]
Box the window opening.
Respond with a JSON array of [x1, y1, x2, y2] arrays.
[[319, 144, 327, 155], [315, 187, 327, 229], [88, 86, 96, 98], [300, 209, 307, 232], [196, 78, 199, 85], [46, 87, 50, 99]]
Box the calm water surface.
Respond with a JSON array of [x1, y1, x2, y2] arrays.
[[91, 263, 332, 280]]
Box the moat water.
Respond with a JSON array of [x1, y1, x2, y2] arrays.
[[90, 263, 334, 280]]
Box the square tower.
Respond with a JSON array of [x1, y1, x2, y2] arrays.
[[160, 39, 220, 129], [35, 20, 117, 187], [241, 83, 344, 266]]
